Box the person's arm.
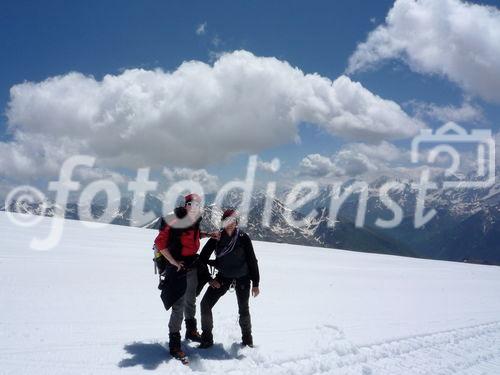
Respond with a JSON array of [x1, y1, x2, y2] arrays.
[[243, 234, 260, 294], [199, 238, 217, 264], [154, 224, 183, 271], [200, 230, 221, 240], [199, 238, 222, 288], [160, 248, 184, 271]]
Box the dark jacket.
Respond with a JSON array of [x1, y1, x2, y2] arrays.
[[200, 229, 260, 287], [160, 261, 212, 311], [160, 265, 187, 311]]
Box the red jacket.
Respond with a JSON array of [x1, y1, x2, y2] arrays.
[[154, 218, 201, 258]]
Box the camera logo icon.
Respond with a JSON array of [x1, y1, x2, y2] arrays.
[[411, 122, 496, 189]]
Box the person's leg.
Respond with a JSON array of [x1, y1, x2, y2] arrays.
[[184, 268, 198, 321], [183, 268, 201, 341], [199, 281, 229, 347], [236, 277, 252, 346], [168, 294, 185, 333], [168, 295, 185, 354]]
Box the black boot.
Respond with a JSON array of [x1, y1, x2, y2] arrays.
[[198, 331, 214, 349], [185, 318, 202, 342], [241, 332, 253, 348], [169, 332, 185, 357]]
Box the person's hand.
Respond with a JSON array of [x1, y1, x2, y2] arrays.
[[174, 261, 185, 272], [210, 279, 221, 289], [252, 287, 260, 297], [208, 231, 221, 240]]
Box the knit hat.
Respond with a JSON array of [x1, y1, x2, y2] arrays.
[[184, 193, 202, 204], [222, 209, 238, 221]]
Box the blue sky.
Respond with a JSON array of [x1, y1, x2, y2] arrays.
[[0, 0, 393, 134], [1, 0, 499, 192]]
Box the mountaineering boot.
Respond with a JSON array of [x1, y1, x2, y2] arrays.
[[184, 318, 202, 342], [241, 332, 253, 348], [169, 332, 188, 364], [169, 332, 183, 356], [198, 331, 214, 349]]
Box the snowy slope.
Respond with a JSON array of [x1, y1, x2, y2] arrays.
[[1, 212, 500, 374]]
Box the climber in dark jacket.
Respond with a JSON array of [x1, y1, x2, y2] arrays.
[[198, 209, 260, 348]]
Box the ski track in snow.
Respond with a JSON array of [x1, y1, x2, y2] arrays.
[[175, 321, 500, 375], [2, 320, 500, 375]]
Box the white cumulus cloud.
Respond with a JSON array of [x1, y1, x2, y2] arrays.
[[257, 158, 281, 173], [408, 99, 485, 124], [3, 50, 424, 181], [299, 154, 337, 177], [163, 167, 219, 193], [347, 0, 500, 103], [299, 141, 407, 178]]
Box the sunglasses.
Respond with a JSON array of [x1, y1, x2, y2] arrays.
[[186, 201, 201, 208]]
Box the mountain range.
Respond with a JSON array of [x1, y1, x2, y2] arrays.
[[2, 170, 499, 265]]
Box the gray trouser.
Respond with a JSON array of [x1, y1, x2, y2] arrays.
[[168, 268, 198, 333]]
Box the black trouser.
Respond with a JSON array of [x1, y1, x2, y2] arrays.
[[200, 275, 251, 335]]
